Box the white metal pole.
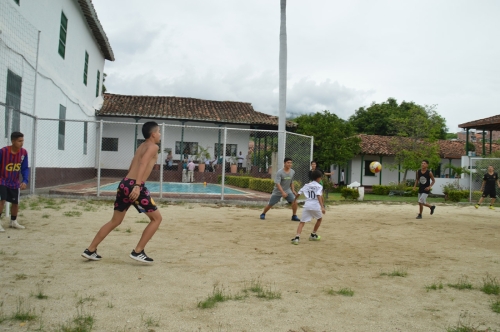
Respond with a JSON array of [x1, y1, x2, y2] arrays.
[[97, 120, 103, 197], [30, 116, 38, 195], [159, 123, 165, 198], [221, 127, 227, 201]]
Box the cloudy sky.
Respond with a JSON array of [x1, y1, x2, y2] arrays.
[[93, 0, 500, 132]]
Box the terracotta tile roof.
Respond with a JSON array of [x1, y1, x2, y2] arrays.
[[97, 93, 297, 128], [458, 114, 500, 131], [359, 134, 500, 159], [77, 0, 114, 61]]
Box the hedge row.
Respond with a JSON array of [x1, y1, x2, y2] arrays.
[[220, 175, 302, 194], [371, 185, 419, 197], [341, 187, 359, 200], [446, 190, 469, 202]]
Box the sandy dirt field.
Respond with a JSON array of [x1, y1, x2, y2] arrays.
[[1, 197, 499, 332]]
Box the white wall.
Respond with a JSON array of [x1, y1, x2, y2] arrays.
[[349, 155, 469, 186], [98, 118, 252, 170], [17, 0, 105, 119], [1, 0, 107, 168]]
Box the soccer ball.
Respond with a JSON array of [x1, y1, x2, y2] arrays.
[[370, 161, 382, 174]]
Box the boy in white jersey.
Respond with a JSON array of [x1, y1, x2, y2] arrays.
[[291, 170, 325, 245]]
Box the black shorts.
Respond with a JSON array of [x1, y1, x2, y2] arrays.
[[482, 187, 497, 198], [113, 178, 157, 213], [0, 185, 20, 204]]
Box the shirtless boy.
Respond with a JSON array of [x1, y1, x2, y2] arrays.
[[82, 122, 162, 263]]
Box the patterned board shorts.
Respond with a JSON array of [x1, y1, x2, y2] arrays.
[[113, 178, 157, 213]]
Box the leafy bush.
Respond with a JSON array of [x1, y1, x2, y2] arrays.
[[372, 185, 391, 195], [249, 178, 274, 193], [447, 190, 468, 202], [341, 187, 359, 200], [224, 176, 251, 188], [371, 184, 417, 196]]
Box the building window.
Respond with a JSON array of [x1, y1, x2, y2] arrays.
[[364, 160, 376, 177], [83, 51, 89, 85], [58, 105, 66, 150], [102, 138, 119, 152], [95, 70, 100, 97], [5, 70, 22, 138], [58, 12, 68, 59], [214, 143, 237, 157], [83, 122, 88, 155], [175, 141, 198, 156]]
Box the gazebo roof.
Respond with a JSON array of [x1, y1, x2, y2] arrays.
[[458, 115, 500, 131]]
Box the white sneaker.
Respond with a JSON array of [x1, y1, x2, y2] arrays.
[[0, 224, 4, 232], [9, 221, 25, 229]]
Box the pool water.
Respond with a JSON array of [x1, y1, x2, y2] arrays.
[[100, 182, 247, 195]]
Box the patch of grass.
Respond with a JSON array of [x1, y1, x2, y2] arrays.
[[328, 287, 354, 297], [0, 250, 5, 255], [448, 275, 473, 290], [15, 273, 28, 280], [141, 313, 160, 327], [480, 274, 500, 295], [491, 300, 500, 314], [125, 227, 132, 233], [425, 282, 444, 292], [114, 228, 120, 232], [32, 283, 48, 300], [83, 205, 97, 212], [12, 297, 37, 321], [255, 284, 281, 300], [76, 295, 95, 305], [380, 266, 408, 277], [63, 211, 82, 217], [135, 219, 149, 224], [29, 201, 42, 210], [197, 284, 231, 309], [244, 278, 281, 299], [42, 214, 50, 219], [107, 301, 114, 309], [59, 304, 94, 332]]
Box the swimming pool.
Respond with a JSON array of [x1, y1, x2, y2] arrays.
[[99, 182, 247, 195]]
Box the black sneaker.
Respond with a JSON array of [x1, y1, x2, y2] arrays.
[[416, 214, 422, 219], [291, 236, 300, 245], [430, 206, 436, 215], [291, 215, 301, 222], [81, 249, 102, 261], [130, 249, 154, 263]]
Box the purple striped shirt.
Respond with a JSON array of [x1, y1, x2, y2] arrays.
[[0, 146, 29, 189]]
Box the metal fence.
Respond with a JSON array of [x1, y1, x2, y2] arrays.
[[468, 157, 500, 203], [1, 104, 313, 202]]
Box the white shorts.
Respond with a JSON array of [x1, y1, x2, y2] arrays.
[[301, 209, 322, 222], [418, 193, 428, 204]]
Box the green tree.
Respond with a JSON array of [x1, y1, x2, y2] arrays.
[[391, 138, 441, 182], [349, 98, 448, 140], [293, 111, 361, 168], [389, 105, 444, 181], [446, 133, 458, 140]]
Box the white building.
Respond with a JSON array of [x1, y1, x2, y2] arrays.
[[1, 0, 113, 184], [342, 134, 500, 195], [96, 93, 297, 171]]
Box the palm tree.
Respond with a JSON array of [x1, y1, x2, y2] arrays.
[[277, 0, 287, 169]]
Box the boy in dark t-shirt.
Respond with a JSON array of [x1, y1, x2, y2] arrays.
[[475, 165, 500, 209], [412, 159, 436, 219]]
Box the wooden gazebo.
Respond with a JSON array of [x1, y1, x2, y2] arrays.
[[458, 115, 500, 156]]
